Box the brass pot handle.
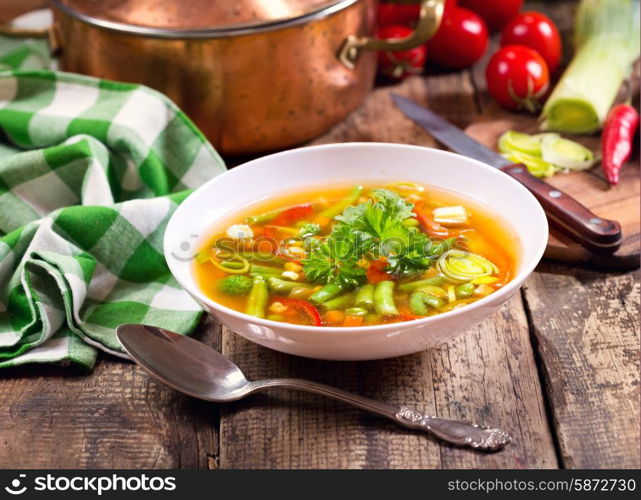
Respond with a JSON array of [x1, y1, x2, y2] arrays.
[[338, 0, 444, 69], [0, 22, 60, 55]]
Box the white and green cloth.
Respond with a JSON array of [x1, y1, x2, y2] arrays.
[[0, 39, 227, 369]]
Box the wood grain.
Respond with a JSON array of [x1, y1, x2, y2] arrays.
[[0, 318, 221, 469], [522, 265, 640, 468], [219, 293, 557, 469]]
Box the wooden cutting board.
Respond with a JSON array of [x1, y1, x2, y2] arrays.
[[466, 109, 640, 271], [308, 70, 640, 271]]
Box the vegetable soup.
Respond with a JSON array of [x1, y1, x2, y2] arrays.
[[194, 182, 518, 327]]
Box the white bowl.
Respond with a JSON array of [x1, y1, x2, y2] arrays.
[[164, 143, 547, 360]]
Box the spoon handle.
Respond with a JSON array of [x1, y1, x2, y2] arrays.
[[249, 378, 511, 451]]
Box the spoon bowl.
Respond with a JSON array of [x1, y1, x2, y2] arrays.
[[117, 324, 250, 402], [117, 323, 512, 451]]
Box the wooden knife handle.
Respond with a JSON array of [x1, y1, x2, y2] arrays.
[[500, 164, 622, 254]]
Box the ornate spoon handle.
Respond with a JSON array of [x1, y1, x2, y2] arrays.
[[249, 378, 511, 451], [394, 406, 511, 450]]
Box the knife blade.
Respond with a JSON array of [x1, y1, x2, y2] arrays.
[[391, 94, 622, 254]]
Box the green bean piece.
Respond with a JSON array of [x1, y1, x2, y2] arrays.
[[410, 292, 429, 316], [424, 295, 445, 309], [374, 280, 398, 316], [416, 284, 447, 298], [250, 264, 283, 276], [267, 277, 313, 293], [309, 282, 343, 304], [354, 284, 375, 309], [345, 307, 368, 316], [319, 293, 354, 311], [195, 251, 210, 264], [245, 207, 285, 225], [220, 260, 246, 270], [455, 283, 475, 298], [245, 275, 268, 318], [266, 314, 283, 322], [398, 276, 447, 292], [289, 286, 313, 299], [318, 185, 363, 219], [239, 252, 287, 266]]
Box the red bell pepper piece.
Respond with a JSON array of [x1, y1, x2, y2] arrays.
[[367, 259, 391, 283], [413, 205, 449, 238], [602, 104, 640, 186], [277, 298, 323, 326], [271, 204, 314, 226]]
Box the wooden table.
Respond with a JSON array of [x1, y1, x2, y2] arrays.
[[0, 1, 639, 469]]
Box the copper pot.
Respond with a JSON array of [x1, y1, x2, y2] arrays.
[[1, 0, 443, 155]]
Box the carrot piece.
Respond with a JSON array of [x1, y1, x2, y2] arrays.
[[343, 314, 364, 327], [325, 310, 345, 325], [314, 215, 331, 228]]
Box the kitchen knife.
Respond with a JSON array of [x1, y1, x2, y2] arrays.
[[391, 94, 622, 253]]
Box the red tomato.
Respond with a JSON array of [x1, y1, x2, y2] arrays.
[[486, 45, 550, 112], [426, 7, 488, 69], [378, 3, 420, 27], [377, 25, 427, 80], [460, 0, 523, 31], [501, 12, 562, 73]]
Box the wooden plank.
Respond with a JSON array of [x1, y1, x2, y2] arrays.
[[522, 265, 640, 468], [219, 293, 557, 469], [0, 317, 221, 469]]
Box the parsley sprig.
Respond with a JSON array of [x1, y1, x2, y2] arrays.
[[303, 189, 442, 288]]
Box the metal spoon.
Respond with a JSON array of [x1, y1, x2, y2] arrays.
[[116, 324, 512, 451]]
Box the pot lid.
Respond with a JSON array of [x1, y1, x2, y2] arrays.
[[55, 0, 358, 34]]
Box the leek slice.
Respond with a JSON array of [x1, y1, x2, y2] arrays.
[[498, 131, 542, 156], [502, 151, 558, 178], [540, 0, 640, 133], [437, 250, 499, 282], [210, 255, 250, 274], [540, 135, 595, 170]]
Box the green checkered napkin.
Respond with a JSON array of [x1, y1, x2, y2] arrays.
[[0, 34, 50, 72], [0, 58, 226, 369]]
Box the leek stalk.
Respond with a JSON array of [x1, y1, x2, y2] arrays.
[[541, 0, 640, 133]]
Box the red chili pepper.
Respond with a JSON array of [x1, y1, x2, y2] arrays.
[[367, 259, 391, 283], [271, 204, 314, 226], [602, 104, 639, 186], [412, 205, 449, 238], [277, 298, 322, 326]]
